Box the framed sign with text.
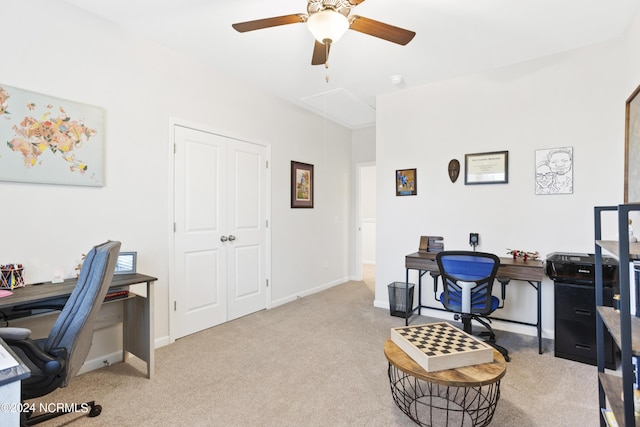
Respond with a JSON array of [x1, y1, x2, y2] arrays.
[[465, 151, 508, 185]]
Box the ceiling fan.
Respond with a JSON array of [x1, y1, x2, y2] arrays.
[[232, 0, 416, 67]]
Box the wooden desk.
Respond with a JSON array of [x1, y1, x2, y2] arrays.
[[405, 252, 545, 353], [384, 339, 506, 426], [0, 273, 156, 378]]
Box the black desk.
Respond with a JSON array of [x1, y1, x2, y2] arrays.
[[405, 252, 546, 354], [0, 273, 157, 378]]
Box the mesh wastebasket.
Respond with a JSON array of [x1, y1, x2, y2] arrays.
[[388, 282, 415, 317]]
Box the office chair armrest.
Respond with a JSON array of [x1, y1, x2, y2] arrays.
[[0, 326, 32, 340], [496, 276, 510, 300], [3, 337, 66, 375]]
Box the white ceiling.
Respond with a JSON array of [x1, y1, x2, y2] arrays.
[[62, 0, 640, 129]]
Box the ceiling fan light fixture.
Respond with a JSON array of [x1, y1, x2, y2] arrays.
[[307, 10, 349, 44]]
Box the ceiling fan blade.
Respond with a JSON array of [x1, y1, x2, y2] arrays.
[[311, 40, 329, 66], [347, 0, 367, 4], [232, 14, 306, 33], [349, 15, 416, 45]]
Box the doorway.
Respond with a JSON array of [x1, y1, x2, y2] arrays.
[[171, 123, 270, 340], [356, 162, 376, 291]]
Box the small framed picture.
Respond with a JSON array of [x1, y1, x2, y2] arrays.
[[291, 161, 314, 208], [396, 168, 417, 196], [114, 251, 137, 275]]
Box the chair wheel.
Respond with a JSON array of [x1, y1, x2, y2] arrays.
[[89, 405, 102, 417]]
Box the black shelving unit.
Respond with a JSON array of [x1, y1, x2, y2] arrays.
[[595, 204, 640, 427]]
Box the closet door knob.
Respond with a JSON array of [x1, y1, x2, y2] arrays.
[[228, 235, 236, 241], [220, 235, 228, 242]]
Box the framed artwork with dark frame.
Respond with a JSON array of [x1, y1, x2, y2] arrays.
[[625, 84, 640, 203], [291, 161, 314, 208], [464, 151, 509, 185], [396, 168, 417, 196]]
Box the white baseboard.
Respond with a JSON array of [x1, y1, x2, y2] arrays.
[[270, 276, 349, 308], [78, 351, 123, 375], [374, 299, 390, 310], [373, 301, 552, 340], [155, 335, 170, 348], [78, 335, 170, 376]]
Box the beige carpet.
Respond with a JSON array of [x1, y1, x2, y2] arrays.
[[34, 268, 599, 426]]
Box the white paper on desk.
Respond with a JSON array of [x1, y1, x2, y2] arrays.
[[0, 344, 19, 370]]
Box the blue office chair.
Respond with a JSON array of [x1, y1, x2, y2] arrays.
[[436, 250, 510, 361], [0, 240, 121, 425]]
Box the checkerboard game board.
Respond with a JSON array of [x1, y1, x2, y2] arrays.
[[390, 322, 494, 372]]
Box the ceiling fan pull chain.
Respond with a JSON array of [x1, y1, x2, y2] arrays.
[[325, 40, 330, 82]]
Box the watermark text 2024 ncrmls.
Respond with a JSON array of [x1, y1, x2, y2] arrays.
[[0, 402, 90, 413]]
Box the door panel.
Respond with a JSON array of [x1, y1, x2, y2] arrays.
[[185, 250, 222, 311], [174, 126, 227, 337], [227, 141, 267, 320], [233, 149, 261, 229], [232, 245, 261, 299], [174, 125, 267, 338], [185, 141, 219, 231]]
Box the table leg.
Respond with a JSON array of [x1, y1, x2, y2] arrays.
[[405, 269, 411, 326], [418, 270, 423, 316], [536, 280, 542, 354], [123, 281, 154, 378]]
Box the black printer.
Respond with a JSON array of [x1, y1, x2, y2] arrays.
[[545, 252, 618, 286]]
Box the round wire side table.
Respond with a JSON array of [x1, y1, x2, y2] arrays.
[[384, 339, 507, 427]]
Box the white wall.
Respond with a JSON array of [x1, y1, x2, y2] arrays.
[[375, 15, 640, 338], [0, 0, 352, 358], [628, 5, 640, 80], [352, 127, 376, 163]]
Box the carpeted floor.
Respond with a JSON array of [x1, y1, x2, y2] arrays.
[[32, 267, 600, 426]]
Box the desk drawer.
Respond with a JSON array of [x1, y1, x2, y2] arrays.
[[555, 288, 596, 322], [554, 317, 616, 368], [554, 282, 614, 321], [405, 258, 437, 271], [497, 264, 544, 281]]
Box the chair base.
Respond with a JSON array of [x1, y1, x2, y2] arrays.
[[457, 315, 510, 362], [22, 400, 101, 426], [481, 333, 511, 362]]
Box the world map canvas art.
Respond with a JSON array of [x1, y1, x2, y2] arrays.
[[0, 84, 104, 186]]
